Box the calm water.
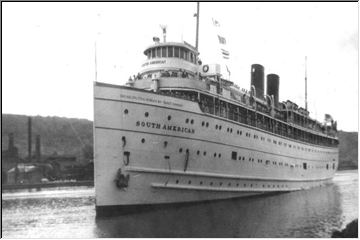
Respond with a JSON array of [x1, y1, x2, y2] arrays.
[[2, 170, 358, 238]]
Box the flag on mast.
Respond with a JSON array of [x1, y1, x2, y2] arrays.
[[212, 18, 230, 78]]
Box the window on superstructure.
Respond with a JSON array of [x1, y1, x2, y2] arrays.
[[303, 163, 307, 170], [174, 47, 180, 57], [151, 48, 156, 58], [180, 48, 186, 60], [190, 52, 194, 63], [168, 47, 173, 57], [161, 47, 167, 57], [156, 47, 161, 58], [147, 51, 151, 59]]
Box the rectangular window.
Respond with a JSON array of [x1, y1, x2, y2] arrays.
[[161, 47, 166, 57], [156, 48, 161, 58], [168, 47, 173, 57], [151, 48, 155, 58], [174, 47, 179, 57], [180, 48, 185, 59], [231, 151, 237, 160], [147, 51, 151, 59], [303, 163, 307, 170], [184, 50, 188, 60]]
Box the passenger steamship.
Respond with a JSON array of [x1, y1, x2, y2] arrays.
[[93, 4, 339, 214]]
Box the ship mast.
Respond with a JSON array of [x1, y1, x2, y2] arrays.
[[305, 56, 308, 111], [195, 2, 200, 51]]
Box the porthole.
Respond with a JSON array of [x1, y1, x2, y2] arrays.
[[188, 180, 192, 184], [168, 115, 171, 121], [206, 122, 209, 127], [200, 181, 203, 185], [218, 154, 221, 158], [185, 118, 189, 123], [227, 128, 229, 132], [214, 153, 217, 157], [124, 109, 129, 114], [141, 138, 145, 143], [179, 148, 183, 153], [197, 150, 200, 155], [164, 141, 168, 148], [215, 125, 218, 129], [219, 125, 222, 130], [186, 149, 189, 153], [230, 129, 233, 133], [240, 131, 242, 135], [219, 182, 223, 186], [237, 130, 239, 135], [203, 151, 207, 156], [210, 182, 213, 186], [202, 121, 205, 126], [176, 180, 179, 184], [236, 183, 239, 187], [145, 112, 149, 117], [228, 183, 231, 186], [190, 119, 194, 124]]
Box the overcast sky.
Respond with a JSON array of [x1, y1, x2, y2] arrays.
[[3, 2, 358, 131]]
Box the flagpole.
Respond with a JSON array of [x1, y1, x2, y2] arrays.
[[95, 41, 98, 82], [195, 2, 200, 51], [305, 56, 308, 111]]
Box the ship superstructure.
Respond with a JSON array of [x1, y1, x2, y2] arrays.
[[93, 4, 339, 214]]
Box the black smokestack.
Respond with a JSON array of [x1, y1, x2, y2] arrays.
[[35, 135, 41, 161], [267, 74, 280, 107], [250, 64, 265, 99], [28, 117, 32, 162]]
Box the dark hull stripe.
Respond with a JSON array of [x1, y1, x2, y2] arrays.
[[94, 192, 279, 217]]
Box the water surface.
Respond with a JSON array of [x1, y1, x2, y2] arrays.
[[2, 170, 358, 238]]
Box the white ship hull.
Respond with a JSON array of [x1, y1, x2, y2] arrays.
[[94, 82, 338, 214]]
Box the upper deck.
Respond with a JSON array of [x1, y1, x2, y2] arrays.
[[125, 39, 338, 145]]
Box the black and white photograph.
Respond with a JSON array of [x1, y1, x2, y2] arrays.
[[2, 2, 358, 238]]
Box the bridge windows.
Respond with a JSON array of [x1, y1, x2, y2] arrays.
[[161, 47, 166, 57], [174, 47, 179, 57], [168, 47, 173, 57]]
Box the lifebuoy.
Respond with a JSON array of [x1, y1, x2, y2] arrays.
[[203, 65, 209, 73]]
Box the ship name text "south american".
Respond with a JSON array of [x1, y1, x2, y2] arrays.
[[136, 121, 195, 134]]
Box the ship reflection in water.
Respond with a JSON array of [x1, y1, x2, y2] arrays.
[[2, 170, 357, 238]]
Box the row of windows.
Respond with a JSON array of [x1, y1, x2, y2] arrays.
[[137, 135, 336, 171], [230, 151, 335, 170], [124, 108, 335, 155], [145, 46, 196, 64], [197, 92, 338, 147], [174, 178, 291, 189]]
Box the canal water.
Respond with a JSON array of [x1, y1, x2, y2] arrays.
[[2, 170, 358, 238]]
